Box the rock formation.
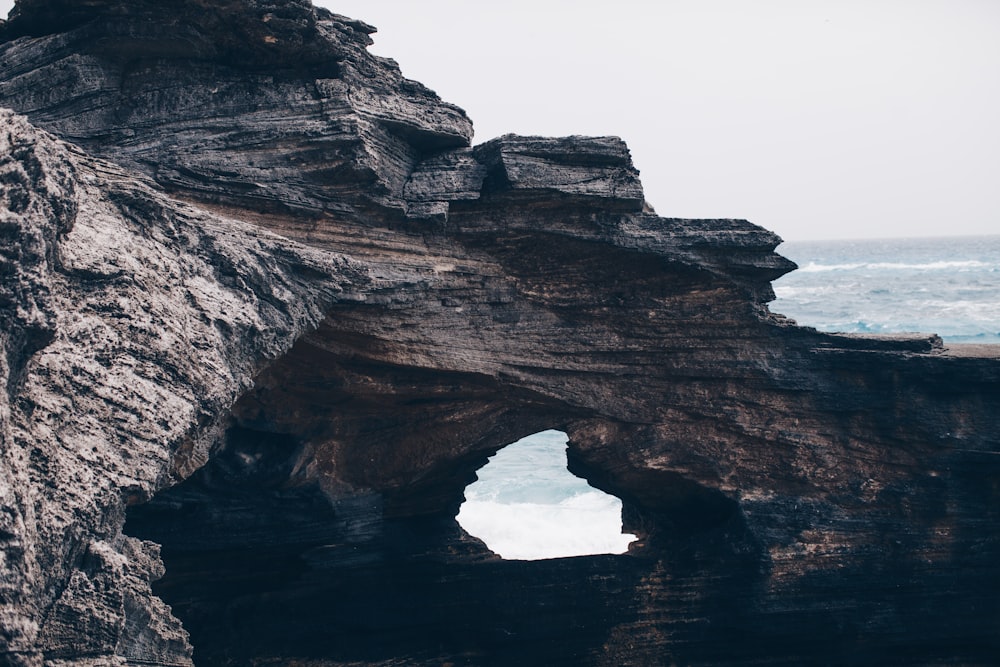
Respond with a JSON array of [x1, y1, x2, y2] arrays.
[[1, 1, 998, 665]]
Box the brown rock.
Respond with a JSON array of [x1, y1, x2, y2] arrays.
[[1, 1, 998, 665]]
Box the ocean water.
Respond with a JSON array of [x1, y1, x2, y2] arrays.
[[456, 430, 636, 560], [459, 236, 1000, 560], [772, 235, 1000, 344]]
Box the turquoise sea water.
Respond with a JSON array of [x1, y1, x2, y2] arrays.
[[456, 430, 636, 560], [460, 236, 1000, 560], [772, 235, 1000, 344]]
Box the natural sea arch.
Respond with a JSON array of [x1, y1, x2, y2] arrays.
[[456, 429, 637, 560]]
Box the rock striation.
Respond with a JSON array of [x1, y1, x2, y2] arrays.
[[1, 1, 998, 665]]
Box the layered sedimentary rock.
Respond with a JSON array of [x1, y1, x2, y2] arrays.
[[1, 1, 998, 665]]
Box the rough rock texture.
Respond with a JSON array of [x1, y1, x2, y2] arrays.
[[1, 1, 998, 665], [0, 109, 370, 665], [0, 0, 469, 220]]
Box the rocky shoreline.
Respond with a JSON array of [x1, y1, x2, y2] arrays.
[[1, 1, 998, 665]]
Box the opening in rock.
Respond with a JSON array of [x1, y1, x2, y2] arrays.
[[457, 429, 636, 560]]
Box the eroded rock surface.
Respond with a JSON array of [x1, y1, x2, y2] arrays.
[[0, 108, 370, 665], [1, 1, 998, 665]]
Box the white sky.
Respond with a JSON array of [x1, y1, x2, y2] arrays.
[[3, 0, 998, 240]]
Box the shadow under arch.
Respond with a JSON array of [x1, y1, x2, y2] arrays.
[[562, 419, 768, 572], [121, 332, 770, 665]]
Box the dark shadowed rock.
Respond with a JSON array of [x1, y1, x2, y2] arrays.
[[1, 1, 998, 665]]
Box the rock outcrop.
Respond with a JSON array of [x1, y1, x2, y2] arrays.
[[1, 1, 998, 665]]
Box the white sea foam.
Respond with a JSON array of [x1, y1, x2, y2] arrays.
[[457, 491, 636, 560], [916, 300, 1000, 323], [797, 260, 991, 273], [772, 284, 841, 300], [773, 236, 1000, 343], [457, 430, 636, 560]]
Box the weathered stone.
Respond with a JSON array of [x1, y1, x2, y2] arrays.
[[0, 108, 370, 665], [1, 1, 998, 665], [0, 0, 471, 219], [474, 134, 645, 208]]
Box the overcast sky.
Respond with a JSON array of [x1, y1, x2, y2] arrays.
[[3, 1, 998, 241]]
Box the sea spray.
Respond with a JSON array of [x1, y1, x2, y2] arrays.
[[773, 235, 1000, 344], [457, 430, 636, 560]]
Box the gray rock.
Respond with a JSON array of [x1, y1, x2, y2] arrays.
[[0, 0, 472, 219], [0, 1, 998, 665], [474, 134, 645, 207], [0, 109, 370, 665]]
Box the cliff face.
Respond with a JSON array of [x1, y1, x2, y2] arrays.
[[1, 1, 998, 665]]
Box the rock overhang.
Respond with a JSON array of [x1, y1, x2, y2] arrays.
[[1, 0, 999, 665]]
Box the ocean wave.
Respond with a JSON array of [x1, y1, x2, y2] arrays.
[[945, 332, 1000, 344], [457, 492, 636, 560], [773, 284, 842, 299], [797, 260, 992, 273], [786, 314, 1000, 340], [918, 299, 1000, 319]]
